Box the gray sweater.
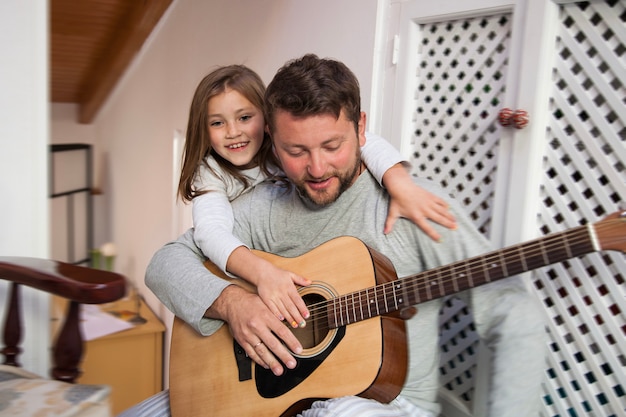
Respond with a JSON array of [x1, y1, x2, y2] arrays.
[[146, 171, 545, 416]]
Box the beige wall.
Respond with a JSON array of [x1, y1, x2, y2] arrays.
[[51, 0, 382, 381], [53, 0, 381, 312]]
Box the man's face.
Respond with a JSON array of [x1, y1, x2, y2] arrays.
[[272, 109, 367, 207]]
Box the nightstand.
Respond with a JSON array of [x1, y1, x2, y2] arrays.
[[53, 296, 166, 415]]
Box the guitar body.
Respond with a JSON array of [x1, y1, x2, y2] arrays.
[[170, 236, 408, 417]]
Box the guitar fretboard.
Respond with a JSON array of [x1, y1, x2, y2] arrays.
[[327, 223, 596, 328]]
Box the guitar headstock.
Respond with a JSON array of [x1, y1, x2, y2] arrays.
[[594, 210, 626, 253]]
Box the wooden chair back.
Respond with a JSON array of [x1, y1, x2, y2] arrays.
[[0, 257, 126, 382]]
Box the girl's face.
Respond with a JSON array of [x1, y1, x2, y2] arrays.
[[207, 88, 265, 169]]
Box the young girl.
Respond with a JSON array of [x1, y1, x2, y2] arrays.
[[178, 65, 456, 329]]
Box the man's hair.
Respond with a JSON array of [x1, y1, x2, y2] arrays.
[[264, 54, 362, 135]]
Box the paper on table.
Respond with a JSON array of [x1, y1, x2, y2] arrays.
[[80, 304, 134, 341]]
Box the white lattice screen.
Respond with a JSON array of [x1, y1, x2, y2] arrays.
[[404, 1, 625, 416], [535, 2, 625, 416]]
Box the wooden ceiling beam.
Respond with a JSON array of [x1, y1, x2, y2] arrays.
[[78, 0, 172, 124]]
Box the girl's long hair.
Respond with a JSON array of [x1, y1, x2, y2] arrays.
[[178, 65, 277, 202]]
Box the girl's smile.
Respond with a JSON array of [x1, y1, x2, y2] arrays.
[[227, 142, 250, 149]]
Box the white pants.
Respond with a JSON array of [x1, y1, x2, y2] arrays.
[[298, 396, 434, 417], [116, 390, 434, 417]]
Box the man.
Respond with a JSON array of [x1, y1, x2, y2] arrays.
[[143, 54, 545, 417]]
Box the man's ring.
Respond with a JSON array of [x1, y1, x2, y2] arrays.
[[253, 341, 263, 348]]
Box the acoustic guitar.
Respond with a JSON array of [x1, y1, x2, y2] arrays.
[[170, 210, 626, 417]]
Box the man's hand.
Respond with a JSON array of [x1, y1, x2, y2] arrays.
[[206, 285, 303, 376]]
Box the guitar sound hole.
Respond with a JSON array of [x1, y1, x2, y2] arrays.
[[291, 293, 327, 350], [287, 282, 345, 360]]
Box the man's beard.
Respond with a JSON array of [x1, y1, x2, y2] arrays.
[[295, 154, 362, 207]]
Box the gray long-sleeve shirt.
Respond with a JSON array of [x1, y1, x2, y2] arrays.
[[146, 171, 545, 416]]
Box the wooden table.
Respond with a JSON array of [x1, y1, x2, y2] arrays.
[[54, 296, 166, 415]]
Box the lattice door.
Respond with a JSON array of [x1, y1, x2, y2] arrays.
[[392, 1, 626, 415], [409, 13, 511, 238]]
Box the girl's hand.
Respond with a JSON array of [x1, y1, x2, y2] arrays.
[[382, 164, 457, 241], [226, 247, 311, 327], [255, 262, 311, 328]]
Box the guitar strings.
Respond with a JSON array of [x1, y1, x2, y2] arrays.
[[296, 219, 619, 334]]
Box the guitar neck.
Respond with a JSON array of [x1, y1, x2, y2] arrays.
[[328, 223, 598, 329]]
